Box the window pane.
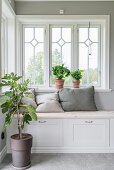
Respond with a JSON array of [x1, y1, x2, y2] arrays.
[[25, 28, 34, 42], [90, 28, 98, 42], [62, 28, 71, 42], [24, 27, 44, 86], [51, 27, 72, 85], [79, 27, 100, 86], [35, 28, 44, 42], [79, 28, 88, 42], [52, 28, 61, 42]]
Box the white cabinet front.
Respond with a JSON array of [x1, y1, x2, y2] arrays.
[[25, 119, 63, 147], [64, 119, 109, 147]]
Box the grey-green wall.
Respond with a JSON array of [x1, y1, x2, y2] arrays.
[[15, 1, 114, 15], [15, 1, 114, 110]]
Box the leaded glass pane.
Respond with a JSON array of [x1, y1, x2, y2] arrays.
[[79, 27, 100, 86], [51, 27, 72, 85], [24, 27, 44, 86]]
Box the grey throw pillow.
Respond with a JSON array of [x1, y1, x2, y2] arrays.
[[59, 86, 97, 111]]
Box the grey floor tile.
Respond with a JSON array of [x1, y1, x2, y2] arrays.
[[1, 153, 114, 170]]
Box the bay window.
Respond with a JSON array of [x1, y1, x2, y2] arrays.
[[20, 15, 109, 90]]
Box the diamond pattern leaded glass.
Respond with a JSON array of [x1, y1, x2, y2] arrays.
[[51, 27, 72, 85], [24, 27, 44, 86], [79, 27, 99, 86], [84, 39, 93, 47], [58, 39, 65, 46], [31, 39, 38, 47]]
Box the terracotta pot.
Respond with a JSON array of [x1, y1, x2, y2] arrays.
[[72, 81, 80, 88], [55, 79, 64, 89], [11, 133, 32, 170]]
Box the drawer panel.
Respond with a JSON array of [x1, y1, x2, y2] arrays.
[[25, 119, 63, 147], [64, 119, 109, 147]]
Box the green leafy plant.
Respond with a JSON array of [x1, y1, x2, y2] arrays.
[[71, 69, 84, 81], [52, 64, 70, 79], [0, 72, 38, 139]]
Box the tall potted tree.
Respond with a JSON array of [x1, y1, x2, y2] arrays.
[[0, 73, 38, 169], [71, 69, 84, 88], [52, 64, 70, 89]]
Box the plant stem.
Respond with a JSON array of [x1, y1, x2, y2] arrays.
[[17, 105, 22, 139]]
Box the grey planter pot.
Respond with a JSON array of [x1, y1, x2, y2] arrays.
[[11, 133, 32, 170]]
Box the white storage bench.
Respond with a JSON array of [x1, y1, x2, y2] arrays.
[[7, 111, 114, 153]]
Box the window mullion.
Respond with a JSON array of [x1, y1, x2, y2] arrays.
[[44, 24, 50, 88], [5, 19, 8, 74], [97, 25, 101, 87], [73, 24, 78, 71], [49, 25, 53, 87]]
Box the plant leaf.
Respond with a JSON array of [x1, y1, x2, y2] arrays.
[[2, 107, 8, 114], [0, 97, 7, 105], [1, 102, 9, 108], [27, 105, 37, 121], [5, 91, 13, 97], [21, 113, 32, 129], [19, 105, 27, 110], [4, 113, 14, 129]]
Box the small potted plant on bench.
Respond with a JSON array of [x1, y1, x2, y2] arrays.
[[0, 73, 38, 169], [52, 64, 70, 89], [71, 69, 84, 88]]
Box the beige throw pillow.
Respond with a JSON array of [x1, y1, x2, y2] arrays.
[[24, 89, 35, 101], [22, 97, 37, 108], [36, 101, 64, 113], [36, 93, 59, 105]]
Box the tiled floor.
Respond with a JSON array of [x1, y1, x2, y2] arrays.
[[1, 153, 114, 170]]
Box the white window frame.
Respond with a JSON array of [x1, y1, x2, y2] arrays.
[[2, 0, 16, 74], [23, 25, 47, 87], [49, 24, 73, 86], [77, 23, 101, 87], [1, 15, 8, 76], [16, 15, 110, 92], [0, 0, 16, 93]]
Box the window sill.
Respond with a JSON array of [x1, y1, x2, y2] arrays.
[[34, 87, 112, 93], [95, 88, 112, 93], [0, 88, 112, 96]]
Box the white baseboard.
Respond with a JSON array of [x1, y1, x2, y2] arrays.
[[0, 146, 7, 163], [7, 146, 114, 154], [31, 147, 114, 153]]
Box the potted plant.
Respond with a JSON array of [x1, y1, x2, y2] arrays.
[[71, 69, 84, 88], [0, 73, 38, 169], [52, 64, 70, 89]]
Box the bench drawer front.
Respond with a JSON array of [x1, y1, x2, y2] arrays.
[[25, 119, 63, 147], [64, 119, 109, 147]]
